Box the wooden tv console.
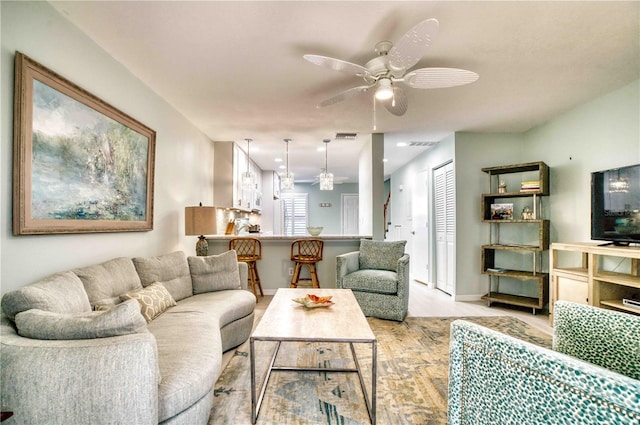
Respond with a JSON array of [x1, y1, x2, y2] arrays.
[[549, 242, 640, 325]]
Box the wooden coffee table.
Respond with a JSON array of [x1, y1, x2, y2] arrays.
[[250, 288, 377, 424]]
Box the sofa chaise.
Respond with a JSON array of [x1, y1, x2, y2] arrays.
[[0, 250, 255, 425], [448, 301, 640, 424]]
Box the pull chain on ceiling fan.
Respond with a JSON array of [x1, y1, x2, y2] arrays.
[[303, 18, 478, 117]]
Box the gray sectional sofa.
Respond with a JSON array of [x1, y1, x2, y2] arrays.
[[0, 250, 255, 425]]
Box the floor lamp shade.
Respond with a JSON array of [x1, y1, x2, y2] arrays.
[[185, 205, 216, 256]]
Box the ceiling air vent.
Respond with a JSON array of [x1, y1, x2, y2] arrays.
[[335, 132, 358, 140], [409, 141, 438, 147]]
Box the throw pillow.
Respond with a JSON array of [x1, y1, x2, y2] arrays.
[[120, 282, 176, 322], [1, 271, 92, 321], [188, 250, 242, 294], [14, 299, 146, 340], [132, 251, 193, 302], [359, 239, 407, 272]]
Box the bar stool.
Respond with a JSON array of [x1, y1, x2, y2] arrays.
[[229, 237, 263, 300], [290, 238, 324, 288]]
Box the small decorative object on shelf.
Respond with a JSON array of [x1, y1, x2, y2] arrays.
[[521, 206, 534, 220], [498, 179, 507, 193], [491, 203, 513, 220]]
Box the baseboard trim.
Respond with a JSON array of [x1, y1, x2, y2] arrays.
[[452, 294, 484, 302]]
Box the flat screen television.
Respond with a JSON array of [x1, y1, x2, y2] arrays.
[[591, 163, 640, 246]]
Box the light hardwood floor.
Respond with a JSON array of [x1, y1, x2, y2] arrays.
[[222, 281, 552, 370], [252, 281, 552, 332], [407, 280, 552, 334]]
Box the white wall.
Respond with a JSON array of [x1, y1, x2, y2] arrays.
[[453, 133, 524, 298], [389, 133, 456, 285], [359, 136, 373, 236], [389, 79, 639, 300], [523, 80, 640, 244], [299, 183, 359, 235], [1, 2, 215, 293]]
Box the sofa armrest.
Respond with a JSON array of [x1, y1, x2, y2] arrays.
[[238, 261, 249, 291], [553, 300, 640, 380], [396, 254, 410, 296], [448, 320, 640, 425], [1, 317, 159, 425], [336, 251, 360, 287]]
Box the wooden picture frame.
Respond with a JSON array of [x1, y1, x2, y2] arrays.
[[13, 52, 156, 235]]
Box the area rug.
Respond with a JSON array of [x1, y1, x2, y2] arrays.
[[210, 316, 551, 425]]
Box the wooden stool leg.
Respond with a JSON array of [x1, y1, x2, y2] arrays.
[[248, 262, 258, 301], [291, 263, 301, 288], [253, 263, 264, 297], [309, 263, 320, 288]]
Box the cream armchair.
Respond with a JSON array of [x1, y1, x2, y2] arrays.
[[336, 239, 410, 321]]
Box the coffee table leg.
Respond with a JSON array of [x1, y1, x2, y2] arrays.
[[372, 340, 377, 425], [250, 338, 256, 424]]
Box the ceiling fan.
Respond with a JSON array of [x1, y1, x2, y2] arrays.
[[303, 18, 479, 116]]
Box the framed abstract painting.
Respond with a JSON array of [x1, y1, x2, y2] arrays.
[[13, 52, 156, 235]]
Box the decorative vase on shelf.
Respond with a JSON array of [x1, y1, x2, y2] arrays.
[[498, 179, 507, 194], [521, 206, 534, 220]]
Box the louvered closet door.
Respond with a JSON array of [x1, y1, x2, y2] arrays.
[[434, 162, 455, 294]]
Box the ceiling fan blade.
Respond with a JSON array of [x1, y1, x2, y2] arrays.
[[303, 54, 370, 77], [388, 18, 439, 72], [318, 85, 372, 107], [405, 67, 479, 89], [383, 86, 408, 116]]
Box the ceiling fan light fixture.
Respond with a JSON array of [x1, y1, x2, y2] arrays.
[[241, 138, 255, 190], [375, 78, 393, 100], [281, 139, 294, 191], [320, 139, 334, 191]]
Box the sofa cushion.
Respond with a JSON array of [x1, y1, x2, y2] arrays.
[[74, 257, 142, 307], [14, 299, 146, 340], [120, 282, 177, 323], [359, 239, 407, 272], [174, 290, 256, 329], [1, 271, 91, 321], [188, 250, 242, 294], [133, 251, 193, 302], [341, 269, 399, 294], [146, 305, 221, 422]]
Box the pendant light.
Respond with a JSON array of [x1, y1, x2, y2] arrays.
[[281, 138, 294, 190], [241, 138, 255, 190], [319, 139, 334, 191]]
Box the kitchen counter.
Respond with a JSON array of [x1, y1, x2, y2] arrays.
[[206, 235, 371, 292]]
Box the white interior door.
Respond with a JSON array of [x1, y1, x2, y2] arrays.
[[341, 194, 359, 235], [412, 170, 430, 284], [434, 162, 455, 294]]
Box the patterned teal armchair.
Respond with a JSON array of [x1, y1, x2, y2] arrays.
[[448, 301, 640, 425], [336, 240, 409, 322]]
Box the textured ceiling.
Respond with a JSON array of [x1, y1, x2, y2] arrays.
[[50, 1, 640, 182]]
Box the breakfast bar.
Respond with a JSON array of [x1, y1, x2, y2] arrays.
[[207, 235, 369, 291]]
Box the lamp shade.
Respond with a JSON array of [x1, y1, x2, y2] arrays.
[[185, 205, 216, 236]]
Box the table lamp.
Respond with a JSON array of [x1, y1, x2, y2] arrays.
[[185, 203, 216, 256]]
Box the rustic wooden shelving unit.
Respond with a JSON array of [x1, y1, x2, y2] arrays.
[[480, 161, 550, 314]]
